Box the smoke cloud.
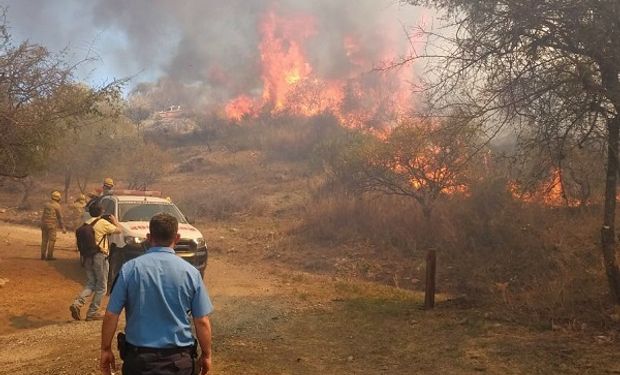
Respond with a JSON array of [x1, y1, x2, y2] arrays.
[[3, 0, 424, 110]]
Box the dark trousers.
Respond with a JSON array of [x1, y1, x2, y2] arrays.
[[122, 350, 195, 375]]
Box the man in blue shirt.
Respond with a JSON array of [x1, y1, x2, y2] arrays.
[[100, 213, 213, 375]]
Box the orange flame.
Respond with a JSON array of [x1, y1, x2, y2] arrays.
[[510, 169, 581, 207], [223, 8, 415, 129], [225, 95, 256, 122]]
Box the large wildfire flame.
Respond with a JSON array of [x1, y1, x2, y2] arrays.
[[221, 7, 571, 207], [224, 8, 415, 129]]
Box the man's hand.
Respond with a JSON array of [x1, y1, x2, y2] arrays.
[[101, 312, 121, 374], [193, 316, 212, 374], [100, 349, 116, 375], [199, 353, 212, 374]]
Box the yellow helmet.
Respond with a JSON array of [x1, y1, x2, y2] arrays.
[[51, 191, 62, 201], [78, 194, 86, 202], [103, 177, 114, 188]]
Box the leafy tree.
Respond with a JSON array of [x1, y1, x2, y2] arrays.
[[49, 104, 131, 200], [120, 140, 172, 191], [0, 11, 121, 180], [403, 0, 620, 301]]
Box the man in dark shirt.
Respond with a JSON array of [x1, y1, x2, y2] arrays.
[[100, 213, 213, 374]]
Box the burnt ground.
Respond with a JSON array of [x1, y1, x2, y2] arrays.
[[0, 222, 619, 375]]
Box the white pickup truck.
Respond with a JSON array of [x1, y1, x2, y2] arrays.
[[86, 190, 208, 289]]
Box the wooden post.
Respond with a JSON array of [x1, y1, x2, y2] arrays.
[[424, 249, 436, 310]]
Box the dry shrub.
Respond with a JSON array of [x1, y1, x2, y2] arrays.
[[144, 114, 226, 149], [0, 178, 22, 194], [299, 191, 423, 252], [175, 156, 206, 173], [175, 186, 261, 221], [260, 114, 344, 162], [220, 124, 261, 152], [300, 177, 609, 322], [220, 113, 345, 163], [445, 177, 606, 321]]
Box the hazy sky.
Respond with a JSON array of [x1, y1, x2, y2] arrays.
[[2, 1, 426, 97]]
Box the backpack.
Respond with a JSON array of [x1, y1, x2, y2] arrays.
[[75, 218, 105, 258]]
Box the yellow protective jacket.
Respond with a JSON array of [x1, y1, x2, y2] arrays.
[[41, 200, 64, 228]]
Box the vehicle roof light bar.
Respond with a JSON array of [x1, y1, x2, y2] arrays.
[[95, 188, 162, 197]]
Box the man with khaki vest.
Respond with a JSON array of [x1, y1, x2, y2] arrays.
[[40, 190, 66, 260], [71, 194, 87, 230]]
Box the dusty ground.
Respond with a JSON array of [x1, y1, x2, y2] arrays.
[[1, 222, 619, 375]]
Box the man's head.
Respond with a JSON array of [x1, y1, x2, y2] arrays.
[[51, 191, 62, 202], [89, 204, 103, 218], [103, 177, 114, 190], [148, 213, 179, 247]]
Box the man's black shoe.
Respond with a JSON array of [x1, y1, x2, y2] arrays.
[[70, 305, 81, 321]]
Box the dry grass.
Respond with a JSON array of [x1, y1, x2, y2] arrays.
[[176, 187, 260, 221], [1, 120, 616, 330], [298, 178, 613, 326], [218, 114, 345, 164]]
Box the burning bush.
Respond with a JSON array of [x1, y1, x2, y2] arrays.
[[322, 118, 481, 218], [300, 173, 606, 322], [296, 123, 610, 322]]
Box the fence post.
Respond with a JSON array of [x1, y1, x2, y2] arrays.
[[424, 249, 436, 310]]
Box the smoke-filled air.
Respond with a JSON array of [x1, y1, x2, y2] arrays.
[[7, 0, 424, 129], [1, 1, 620, 374]]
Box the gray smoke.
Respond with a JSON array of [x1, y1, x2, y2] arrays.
[[2, 0, 424, 109]]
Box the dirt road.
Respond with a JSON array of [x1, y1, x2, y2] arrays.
[[1, 222, 619, 374]]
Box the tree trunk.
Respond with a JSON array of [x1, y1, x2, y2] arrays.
[[64, 170, 71, 203], [601, 115, 620, 304], [17, 177, 34, 210], [76, 175, 89, 194], [424, 249, 437, 309]]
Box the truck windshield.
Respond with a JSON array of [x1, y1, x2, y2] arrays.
[[118, 202, 188, 223]]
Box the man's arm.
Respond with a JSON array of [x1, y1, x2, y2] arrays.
[[100, 311, 120, 375], [106, 215, 122, 234], [193, 315, 212, 374], [54, 205, 66, 233]]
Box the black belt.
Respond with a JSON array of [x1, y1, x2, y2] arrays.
[[126, 342, 194, 356]]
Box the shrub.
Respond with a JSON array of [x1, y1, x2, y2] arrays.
[[176, 186, 259, 221], [299, 175, 608, 323]]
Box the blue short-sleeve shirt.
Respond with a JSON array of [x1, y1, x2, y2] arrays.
[[107, 247, 213, 348]]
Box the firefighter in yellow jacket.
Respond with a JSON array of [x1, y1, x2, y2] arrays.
[[71, 194, 87, 230], [40, 191, 66, 261]]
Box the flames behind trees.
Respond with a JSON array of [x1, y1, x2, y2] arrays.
[[323, 118, 480, 219], [223, 7, 416, 130]]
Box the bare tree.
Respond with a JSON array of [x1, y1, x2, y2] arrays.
[[402, 0, 620, 302]]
